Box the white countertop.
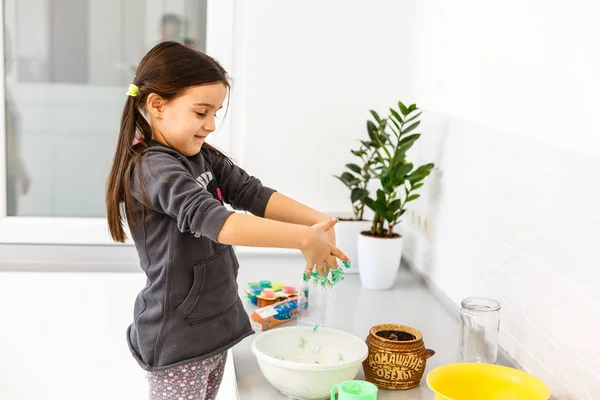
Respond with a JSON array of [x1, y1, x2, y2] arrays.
[[233, 254, 461, 400]]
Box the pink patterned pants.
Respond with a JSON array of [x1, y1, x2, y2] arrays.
[[147, 352, 227, 400]]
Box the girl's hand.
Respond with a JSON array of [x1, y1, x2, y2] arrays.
[[325, 220, 336, 246], [301, 217, 349, 277]]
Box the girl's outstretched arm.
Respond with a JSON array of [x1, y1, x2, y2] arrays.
[[263, 192, 336, 248], [218, 214, 347, 275], [218, 212, 313, 250], [264, 192, 330, 226]]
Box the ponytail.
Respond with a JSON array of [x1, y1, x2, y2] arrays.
[[106, 95, 144, 242]]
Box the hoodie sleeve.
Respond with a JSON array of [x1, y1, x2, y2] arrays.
[[131, 152, 233, 242], [208, 151, 276, 217]]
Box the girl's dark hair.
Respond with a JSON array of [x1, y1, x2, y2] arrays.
[[106, 41, 230, 242]]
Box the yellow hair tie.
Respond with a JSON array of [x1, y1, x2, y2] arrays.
[[126, 84, 139, 97]]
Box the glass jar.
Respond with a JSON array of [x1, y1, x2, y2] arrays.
[[297, 276, 329, 328], [458, 297, 501, 364]]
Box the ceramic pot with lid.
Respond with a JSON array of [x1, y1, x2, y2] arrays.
[[363, 324, 435, 390]]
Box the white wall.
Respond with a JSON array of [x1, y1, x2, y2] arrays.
[[404, 0, 600, 398], [413, 0, 600, 157], [231, 0, 417, 215]]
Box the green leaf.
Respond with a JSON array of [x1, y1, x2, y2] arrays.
[[401, 121, 421, 136], [351, 188, 369, 203], [408, 175, 424, 184], [367, 121, 378, 142], [393, 147, 407, 165], [385, 211, 396, 223], [388, 117, 401, 135], [390, 108, 403, 125], [376, 189, 386, 204], [346, 163, 362, 174], [404, 111, 422, 125], [397, 133, 423, 155], [335, 175, 351, 189], [367, 193, 386, 215], [411, 182, 424, 190], [377, 200, 387, 215], [408, 163, 435, 182], [351, 149, 366, 157], [363, 138, 381, 149], [397, 141, 417, 157], [398, 101, 409, 116], [341, 172, 358, 185], [392, 163, 412, 186], [360, 140, 373, 149], [406, 194, 421, 202], [399, 134, 421, 147], [369, 110, 381, 123], [380, 172, 393, 192], [396, 162, 413, 177], [408, 104, 418, 114], [364, 197, 377, 212], [393, 177, 406, 188], [378, 133, 390, 146], [389, 199, 401, 212]]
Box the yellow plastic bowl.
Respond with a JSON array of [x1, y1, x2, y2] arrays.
[[426, 363, 550, 400]]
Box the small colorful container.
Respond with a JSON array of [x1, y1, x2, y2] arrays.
[[249, 287, 262, 305], [250, 298, 298, 331], [261, 289, 276, 298], [272, 282, 285, 291], [283, 286, 297, 295], [245, 281, 297, 306]]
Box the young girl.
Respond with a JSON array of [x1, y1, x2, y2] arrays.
[[106, 41, 348, 400]]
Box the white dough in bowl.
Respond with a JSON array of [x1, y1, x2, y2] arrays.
[[252, 326, 369, 400]]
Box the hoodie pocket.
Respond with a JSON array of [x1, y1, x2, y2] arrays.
[[177, 246, 239, 325]]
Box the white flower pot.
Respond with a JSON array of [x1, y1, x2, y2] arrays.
[[357, 232, 403, 290], [334, 219, 372, 274]]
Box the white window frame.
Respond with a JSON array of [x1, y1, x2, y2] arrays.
[[0, 0, 235, 245]]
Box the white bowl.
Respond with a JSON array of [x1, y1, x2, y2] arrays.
[[251, 326, 369, 400]]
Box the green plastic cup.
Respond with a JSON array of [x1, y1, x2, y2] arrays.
[[331, 380, 378, 399]]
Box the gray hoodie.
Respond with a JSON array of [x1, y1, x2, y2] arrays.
[[126, 141, 275, 371]]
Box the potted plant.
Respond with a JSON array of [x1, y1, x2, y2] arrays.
[[358, 102, 434, 290], [333, 119, 383, 273]]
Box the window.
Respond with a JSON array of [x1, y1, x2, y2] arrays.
[[0, 0, 234, 244]]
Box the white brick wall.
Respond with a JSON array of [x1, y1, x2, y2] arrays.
[[403, 111, 600, 398]]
